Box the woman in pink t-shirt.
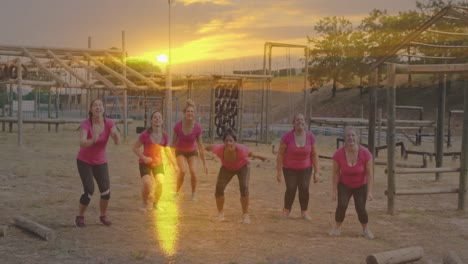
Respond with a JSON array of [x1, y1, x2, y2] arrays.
[[276, 113, 319, 220], [206, 129, 267, 224], [132, 111, 177, 211], [75, 99, 120, 228], [171, 99, 207, 201], [329, 126, 374, 239]]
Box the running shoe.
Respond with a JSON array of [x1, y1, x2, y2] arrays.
[[242, 214, 251, 224], [75, 216, 85, 228], [362, 227, 375, 240], [99, 215, 112, 226], [191, 193, 198, 202], [328, 227, 341, 236]]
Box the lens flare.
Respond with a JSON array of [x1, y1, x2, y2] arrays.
[[150, 147, 179, 257]]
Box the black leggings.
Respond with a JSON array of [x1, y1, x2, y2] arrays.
[[282, 167, 312, 212], [335, 183, 368, 224], [77, 159, 110, 205], [215, 165, 250, 197]]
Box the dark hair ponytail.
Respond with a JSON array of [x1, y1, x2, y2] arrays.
[[222, 128, 237, 142]]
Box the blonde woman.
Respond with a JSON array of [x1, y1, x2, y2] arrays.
[[172, 99, 207, 201], [132, 111, 177, 211]]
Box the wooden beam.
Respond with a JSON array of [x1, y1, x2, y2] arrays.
[[391, 167, 460, 174], [395, 63, 468, 74], [67, 53, 116, 88], [371, 6, 452, 70], [387, 63, 397, 215], [83, 53, 138, 88], [386, 187, 459, 195], [46, 50, 91, 88], [0, 117, 133, 124], [0, 44, 121, 57], [366, 246, 424, 264], [105, 53, 161, 90], [265, 42, 308, 49], [14, 216, 56, 241], [410, 41, 468, 49], [22, 48, 66, 86], [212, 73, 274, 80], [427, 29, 468, 36]]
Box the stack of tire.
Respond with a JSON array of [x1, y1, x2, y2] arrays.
[[0, 63, 28, 80], [214, 83, 239, 137]]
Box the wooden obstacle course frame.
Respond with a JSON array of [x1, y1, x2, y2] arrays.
[[385, 62, 468, 213]]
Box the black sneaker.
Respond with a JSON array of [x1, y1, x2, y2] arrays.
[[75, 216, 85, 227], [99, 215, 112, 226]]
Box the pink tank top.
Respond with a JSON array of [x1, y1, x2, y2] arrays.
[[173, 121, 202, 152], [212, 144, 251, 171], [138, 130, 169, 167], [332, 146, 372, 188], [77, 118, 114, 165], [281, 130, 316, 170]]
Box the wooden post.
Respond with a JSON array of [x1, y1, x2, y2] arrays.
[[266, 45, 272, 143], [237, 78, 244, 142], [122, 30, 128, 140], [366, 246, 424, 264], [378, 108, 382, 147], [17, 59, 23, 147], [436, 74, 446, 180], [1, 84, 5, 131], [14, 216, 56, 242], [47, 88, 52, 132], [368, 68, 378, 164], [9, 82, 13, 132], [458, 80, 468, 211], [209, 78, 216, 143], [303, 47, 309, 117], [387, 63, 397, 215], [0, 225, 6, 236]]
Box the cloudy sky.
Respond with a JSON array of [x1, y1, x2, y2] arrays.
[[0, 0, 419, 72]]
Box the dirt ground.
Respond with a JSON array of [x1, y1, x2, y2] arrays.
[[0, 124, 467, 264]]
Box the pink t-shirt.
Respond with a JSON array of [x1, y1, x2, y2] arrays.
[[212, 144, 251, 171], [281, 130, 316, 170], [332, 146, 372, 188], [77, 118, 115, 165], [173, 121, 202, 152], [138, 130, 169, 167]]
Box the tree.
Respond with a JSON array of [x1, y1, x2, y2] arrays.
[[307, 17, 356, 97]]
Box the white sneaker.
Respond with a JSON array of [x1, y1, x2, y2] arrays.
[[362, 228, 375, 240], [191, 193, 198, 202], [242, 214, 251, 224], [328, 227, 341, 236], [216, 212, 225, 222], [139, 203, 151, 212]]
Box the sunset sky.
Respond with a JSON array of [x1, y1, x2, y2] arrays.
[[0, 0, 418, 73]]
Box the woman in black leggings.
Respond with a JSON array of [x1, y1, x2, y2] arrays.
[[206, 129, 267, 224], [329, 126, 374, 239], [75, 99, 120, 227]]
